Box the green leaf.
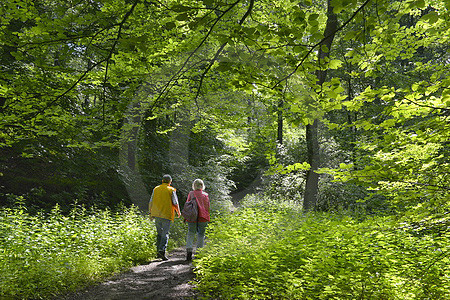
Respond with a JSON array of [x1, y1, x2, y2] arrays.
[[420, 12, 439, 24], [202, 0, 214, 6], [442, 88, 450, 100], [172, 5, 190, 12], [165, 22, 176, 30], [310, 33, 323, 43], [293, 45, 306, 54], [339, 163, 353, 169], [308, 13, 319, 21], [329, 59, 343, 69], [176, 13, 189, 21], [413, 0, 426, 9]]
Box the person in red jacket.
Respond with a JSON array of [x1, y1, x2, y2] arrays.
[[185, 178, 210, 261], [149, 174, 180, 260]]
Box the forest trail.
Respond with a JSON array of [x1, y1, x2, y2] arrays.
[[230, 174, 262, 205], [60, 248, 197, 300]]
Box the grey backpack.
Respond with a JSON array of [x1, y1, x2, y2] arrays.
[[182, 195, 198, 222]]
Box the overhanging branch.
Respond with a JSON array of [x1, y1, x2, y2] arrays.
[[273, 0, 372, 88], [149, 0, 242, 111], [193, 0, 255, 106]]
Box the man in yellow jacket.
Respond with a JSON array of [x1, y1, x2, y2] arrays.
[[149, 174, 181, 260]]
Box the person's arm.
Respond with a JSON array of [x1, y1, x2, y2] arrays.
[[171, 190, 179, 206], [172, 190, 181, 217], [149, 190, 154, 217], [186, 191, 191, 202], [205, 194, 210, 213]]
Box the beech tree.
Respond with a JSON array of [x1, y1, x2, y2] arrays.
[[1, 0, 448, 214]]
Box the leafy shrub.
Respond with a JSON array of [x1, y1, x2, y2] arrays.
[[194, 195, 449, 299], [0, 203, 184, 299], [317, 175, 391, 216], [262, 171, 305, 204]]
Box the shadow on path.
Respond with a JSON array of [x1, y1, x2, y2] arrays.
[[60, 249, 196, 300]]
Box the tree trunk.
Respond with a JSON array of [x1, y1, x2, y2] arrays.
[[303, 0, 338, 211], [277, 98, 283, 145], [304, 120, 320, 211]]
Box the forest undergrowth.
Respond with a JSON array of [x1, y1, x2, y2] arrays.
[[194, 195, 449, 299], [0, 199, 186, 299], [1, 195, 448, 299]]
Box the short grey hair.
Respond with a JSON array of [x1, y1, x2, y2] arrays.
[[162, 174, 172, 183], [192, 179, 205, 190]]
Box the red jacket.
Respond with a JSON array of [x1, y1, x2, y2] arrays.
[[186, 190, 210, 222]]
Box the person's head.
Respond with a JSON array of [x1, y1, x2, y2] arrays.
[[192, 179, 205, 191], [162, 174, 172, 184]]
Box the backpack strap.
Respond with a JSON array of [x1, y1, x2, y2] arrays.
[[191, 191, 200, 231]]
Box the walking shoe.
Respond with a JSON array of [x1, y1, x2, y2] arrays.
[[158, 251, 168, 261], [186, 250, 193, 262]]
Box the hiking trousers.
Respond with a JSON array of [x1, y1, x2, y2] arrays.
[[154, 217, 171, 252], [186, 222, 208, 250]]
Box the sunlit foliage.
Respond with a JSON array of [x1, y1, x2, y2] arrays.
[[0, 202, 185, 299], [194, 196, 449, 299]]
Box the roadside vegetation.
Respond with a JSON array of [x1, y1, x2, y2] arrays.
[[195, 196, 449, 300], [0, 199, 186, 299]]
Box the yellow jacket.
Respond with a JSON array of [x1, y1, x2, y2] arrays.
[[149, 183, 180, 221]]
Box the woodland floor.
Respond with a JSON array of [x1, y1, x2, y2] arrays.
[[59, 248, 197, 300]]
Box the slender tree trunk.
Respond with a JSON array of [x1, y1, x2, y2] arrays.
[[304, 120, 320, 211], [303, 0, 338, 211], [277, 98, 283, 145]]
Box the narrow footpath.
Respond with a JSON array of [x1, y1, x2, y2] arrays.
[[60, 248, 197, 300]]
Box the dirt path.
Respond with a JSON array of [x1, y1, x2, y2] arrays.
[[61, 248, 197, 300]]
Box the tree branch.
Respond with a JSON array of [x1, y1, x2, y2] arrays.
[[27, 1, 139, 121], [102, 0, 140, 99], [148, 0, 242, 111], [28, 58, 107, 120], [100, 0, 139, 121], [193, 0, 255, 106], [273, 0, 372, 88], [401, 96, 450, 112]]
